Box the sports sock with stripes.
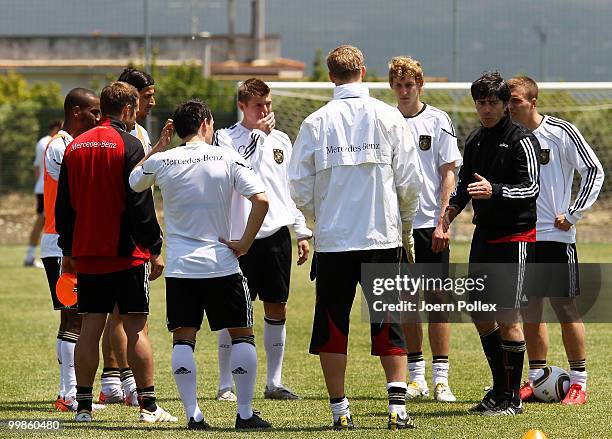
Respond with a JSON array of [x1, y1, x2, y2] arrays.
[[569, 359, 587, 390], [56, 335, 63, 398], [527, 359, 547, 384], [137, 386, 157, 412], [502, 340, 526, 402], [217, 329, 234, 391], [100, 367, 121, 396], [61, 333, 78, 401], [479, 326, 505, 397], [387, 382, 408, 418], [329, 396, 350, 422], [432, 355, 450, 386], [172, 340, 203, 422], [407, 351, 426, 385], [120, 368, 137, 399], [76, 386, 93, 412], [231, 335, 257, 420], [264, 317, 286, 388]]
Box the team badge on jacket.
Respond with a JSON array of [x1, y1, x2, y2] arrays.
[[539, 148, 550, 164], [419, 135, 432, 151], [273, 148, 284, 164]]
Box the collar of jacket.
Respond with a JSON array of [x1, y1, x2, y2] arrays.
[[482, 115, 511, 135], [100, 116, 128, 132], [333, 82, 369, 100]]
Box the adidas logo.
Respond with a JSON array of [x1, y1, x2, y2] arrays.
[[499, 143, 509, 148], [174, 367, 192, 375], [232, 367, 247, 375], [273, 343, 284, 347]]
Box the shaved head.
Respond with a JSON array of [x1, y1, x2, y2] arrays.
[[64, 88, 98, 118]]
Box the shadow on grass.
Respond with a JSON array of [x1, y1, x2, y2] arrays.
[[60, 422, 371, 432]]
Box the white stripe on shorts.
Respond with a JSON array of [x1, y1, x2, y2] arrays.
[[566, 244, 577, 297], [515, 242, 527, 308], [241, 275, 253, 327]]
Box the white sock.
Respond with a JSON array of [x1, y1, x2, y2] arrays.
[[408, 358, 426, 385], [231, 337, 257, 420], [120, 369, 137, 397], [172, 343, 203, 422], [217, 329, 233, 390], [387, 382, 407, 418], [570, 370, 587, 391], [329, 396, 350, 422], [61, 341, 77, 400], [26, 245, 36, 260], [432, 360, 450, 386], [56, 338, 64, 397], [264, 317, 286, 388]]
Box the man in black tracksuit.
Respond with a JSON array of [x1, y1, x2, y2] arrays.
[[443, 72, 540, 416]]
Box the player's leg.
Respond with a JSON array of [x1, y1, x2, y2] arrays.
[[520, 297, 548, 401], [118, 264, 176, 423], [311, 251, 356, 429], [99, 316, 123, 404], [205, 273, 270, 429], [60, 309, 81, 405], [107, 309, 138, 406], [166, 277, 208, 429], [216, 328, 236, 400], [24, 196, 44, 267]]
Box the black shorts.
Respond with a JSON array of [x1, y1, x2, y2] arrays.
[[310, 248, 406, 356], [36, 193, 44, 214], [413, 227, 450, 276], [239, 226, 291, 303], [468, 229, 534, 309], [165, 273, 253, 332], [77, 264, 150, 315], [42, 256, 77, 311], [528, 241, 580, 298]]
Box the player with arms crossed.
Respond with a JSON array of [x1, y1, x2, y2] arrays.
[[213, 78, 312, 401], [443, 72, 541, 416], [289, 45, 422, 430], [389, 56, 462, 402], [130, 99, 272, 430], [508, 76, 604, 405], [41, 89, 101, 412]]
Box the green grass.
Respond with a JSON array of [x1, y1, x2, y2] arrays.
[[0, 243, 610, 438]]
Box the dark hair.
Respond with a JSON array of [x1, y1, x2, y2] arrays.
[[470, 71, 510, 103], [172, 99, 212, 139], [237, 78, 270, 103], [48, 119, 63, 131], [100, 82, 139, 116], [64, 88, 98, 118], [117, 67, 155, 91]]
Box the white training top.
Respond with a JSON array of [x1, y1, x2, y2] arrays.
[[213, 123, 312, 241], [533, 115, 605, 243], [131, 123, 152, 154], [40, 130, 73, 258], [33, 135, 51, 194], [289, 82, 422, 252], [129, 141, 266, 278], [404, 104, 462, 229]]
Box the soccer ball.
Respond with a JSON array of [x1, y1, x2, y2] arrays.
[[532, 366, 570, 402]]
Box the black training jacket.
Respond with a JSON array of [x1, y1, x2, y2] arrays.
[[449, 115, 541, 240]]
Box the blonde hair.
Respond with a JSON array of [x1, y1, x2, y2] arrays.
[[100, 81, 138, 116], [388, 56, 424, 85], [326, 45, 364, 82], [507, 76, 539, 100]]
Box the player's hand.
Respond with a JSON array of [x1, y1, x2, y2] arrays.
[[554, 213, 573, 231], [402, 230, 415, 263], [152, 119, 174, 153], [149, 254, 164, 281], [442, 206, 457, 233], [431, 222, 450, 253], [219, 237, 250, 258], [468, 173, 492, 199], [297, 237, 310, 265], [61, 256, 75, 274], [254, 112, 275, 134]]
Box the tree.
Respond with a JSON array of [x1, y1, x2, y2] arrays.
[[310, 48, 327, 82]]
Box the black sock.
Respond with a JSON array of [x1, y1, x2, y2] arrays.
[[479, 327, 505, 397], [387, 385, 407, 410], [568, 359, 586, 372], [502, 340, 526, 403], [76, 386, 93, 412], [137, 386, 157, 412]]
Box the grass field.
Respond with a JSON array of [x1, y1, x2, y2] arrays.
[[0, 242, 610, 438]]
